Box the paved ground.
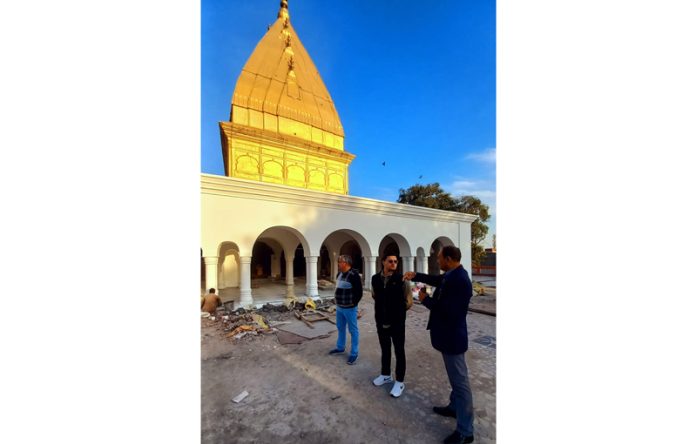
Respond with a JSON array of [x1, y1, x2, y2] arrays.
[[202, 290, 496, 443]]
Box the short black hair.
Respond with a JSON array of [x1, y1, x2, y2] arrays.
[[208, 288, 216, 294], [440, 245, 461, 262], [381, 253, 398, 262]]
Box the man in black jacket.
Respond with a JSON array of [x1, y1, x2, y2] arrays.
[[371, 254, 411, 398], [404, 246, 475, 444], [328, 254, 363, 365]]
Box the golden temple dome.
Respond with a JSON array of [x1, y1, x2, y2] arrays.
[[220, 0, 354, 194], [230, 0, 344, 148]]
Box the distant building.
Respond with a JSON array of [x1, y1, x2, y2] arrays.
[[472, 248, 496, 276]]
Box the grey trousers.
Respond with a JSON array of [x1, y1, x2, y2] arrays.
[[442, 352, 475, 436]]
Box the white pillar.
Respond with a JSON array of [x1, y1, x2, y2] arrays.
[[239, 256, 253, 308], [460, 222, 473, 277], [364, 256, 378, 290], [330, 252, 338, 281], [402, 256, 415, 273], [306, 256, 319, 297], [271, 254, 281, 279], [203, 256, 219, 293], [416, 256, 427, 273], [285, 255, 295, 297]]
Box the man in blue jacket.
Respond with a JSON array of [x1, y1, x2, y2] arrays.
[[404, 245, 475, 444]]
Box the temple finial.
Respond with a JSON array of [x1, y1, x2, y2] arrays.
[[277, 0, 290, 22]]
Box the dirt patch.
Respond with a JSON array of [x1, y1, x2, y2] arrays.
[[202, 293, 496, 443]]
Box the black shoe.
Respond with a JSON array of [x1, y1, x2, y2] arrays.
[[443, 430, 474, 444], [433, 406, 457, 418], [328, 348, 345, 355]]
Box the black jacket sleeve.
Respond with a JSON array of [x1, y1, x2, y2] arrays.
[[413, 272, 444, 287], [350, 270, 363, 305]]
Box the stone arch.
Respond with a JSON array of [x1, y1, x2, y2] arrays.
[[218, 241, 241, 289], [321, 229, 373, 283], [251, 241, 274, 280], [262, 160, 283, 183], [256, 237, 283, 279], [257, 225, 311, 254], [428, 236, 455, 275], [415, 246, 427, 274], [378, 233, 413, 274], [236, 154, 258, 176]]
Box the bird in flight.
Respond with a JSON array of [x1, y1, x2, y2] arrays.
[[381, 161, 386, 166]]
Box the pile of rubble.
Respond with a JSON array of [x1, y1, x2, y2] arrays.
[[202, 297, 342, 342], [201, 310, 275, 341]]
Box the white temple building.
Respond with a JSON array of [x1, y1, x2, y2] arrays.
[[201, 1, 477, 308]]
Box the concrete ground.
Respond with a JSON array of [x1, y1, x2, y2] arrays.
[[217, 277, 336, 308], [201, 289, 496, 443]]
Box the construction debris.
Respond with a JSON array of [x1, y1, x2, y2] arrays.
[[202, 296, 340, 344], [250, 313, 269, 329], [304, 297, 317, 310], [284, 295, 298, 310], [232, 391, 249, 403]]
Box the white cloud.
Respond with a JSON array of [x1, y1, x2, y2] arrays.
[[465, 148, 496, 163], [449, 180, 478, 189], [446, 180, 496, 204]]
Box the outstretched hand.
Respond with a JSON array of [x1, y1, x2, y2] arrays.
[[402, 271, 416, 281]]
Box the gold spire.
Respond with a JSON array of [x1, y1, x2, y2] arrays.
[[221, 0, 354, 195], [229, 0, 345, 139], [278, 0, 289, 22]]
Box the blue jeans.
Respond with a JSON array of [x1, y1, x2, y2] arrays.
[[443, 352, 475, 436], [335, 306, 359, 357]]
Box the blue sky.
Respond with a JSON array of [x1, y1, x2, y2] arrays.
[[202, 0, 496, 246]]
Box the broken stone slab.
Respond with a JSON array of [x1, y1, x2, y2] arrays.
[[276, 318, 335, 339], [275, 330, 308, 345]]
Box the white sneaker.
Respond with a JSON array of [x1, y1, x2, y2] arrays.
[[372, 375, 393, 386], [390, 381, 405, 398]]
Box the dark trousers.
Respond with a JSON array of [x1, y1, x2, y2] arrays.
[[377, 323, 406, 382], [442, 352, 475, 436]]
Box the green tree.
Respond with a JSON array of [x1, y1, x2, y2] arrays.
[[397, 183, 491, 267], [396, 183, 459, 211], [455, 195, 490, 266]]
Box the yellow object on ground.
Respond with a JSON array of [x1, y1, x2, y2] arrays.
[[304, 297, 316, 310], [251, 313, 268, 330]]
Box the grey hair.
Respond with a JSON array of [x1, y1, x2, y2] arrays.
[[338, 254, 353, 265]]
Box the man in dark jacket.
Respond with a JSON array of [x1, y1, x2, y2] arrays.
[[404, 246, 475, 444], [371, 254, 411, 398], [328, 254, 363, 365]]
